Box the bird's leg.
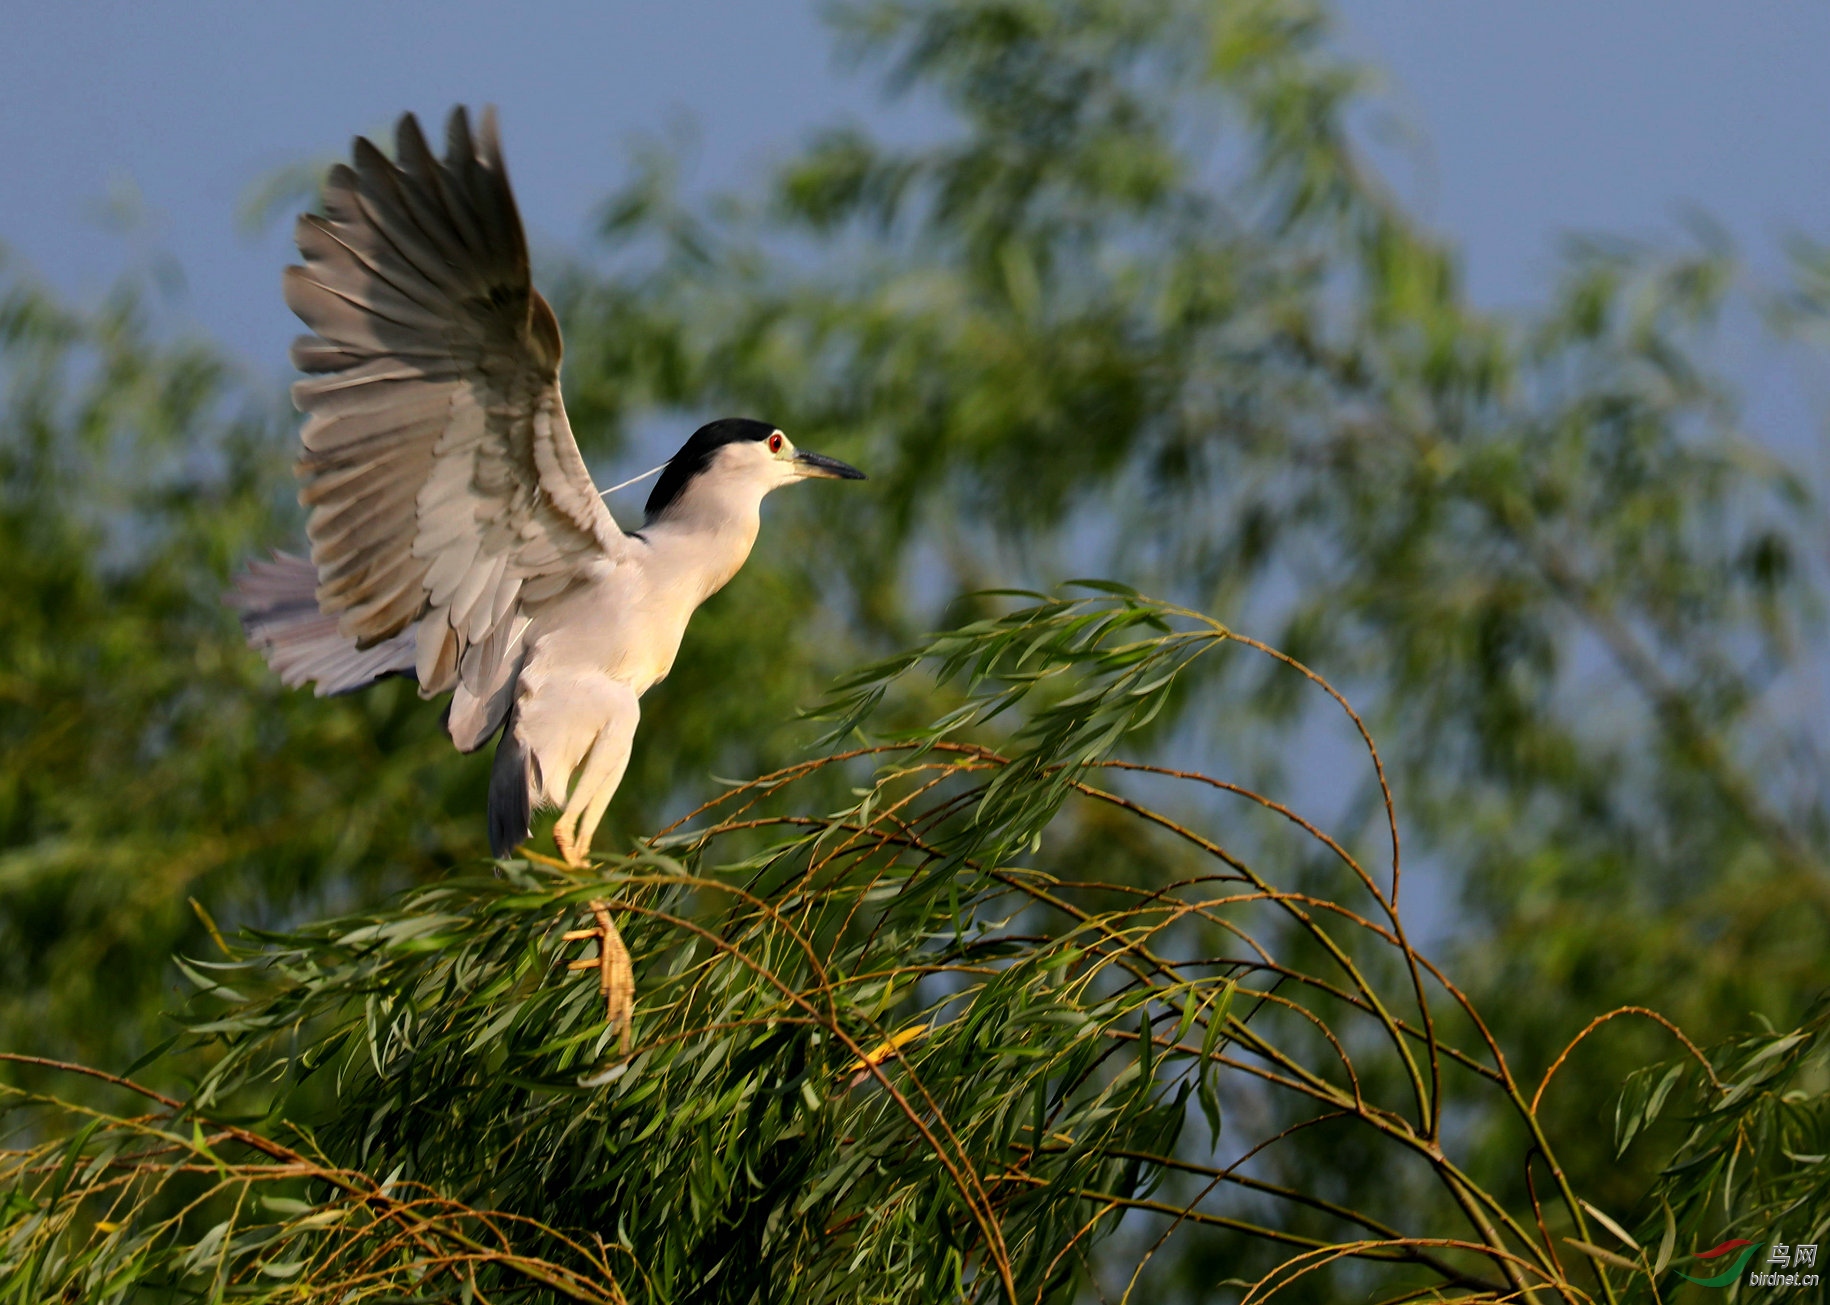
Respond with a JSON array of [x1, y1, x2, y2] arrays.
[[564, 899, 635, 1052], [550, 685, 640, 869], [552, 769, 599, 867], [553, 784, 596, 867], [548, 684, 641, 1046], [551, 814, 585, 869], [568, 760, 627, 867]]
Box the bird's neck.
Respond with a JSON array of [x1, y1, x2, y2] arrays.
[[640, 477, 765, 604]]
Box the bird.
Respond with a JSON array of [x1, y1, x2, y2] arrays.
[[229, 106, 865, 873]]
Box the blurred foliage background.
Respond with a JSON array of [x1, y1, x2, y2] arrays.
[[2, 0, 1828, 1296]]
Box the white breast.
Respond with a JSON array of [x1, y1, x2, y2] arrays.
[[520, 503, 762, 699]]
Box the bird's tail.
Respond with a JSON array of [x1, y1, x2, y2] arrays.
[[488, 714, 533, 857], [226, 551, 417, 697]]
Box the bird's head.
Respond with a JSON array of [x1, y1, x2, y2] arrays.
[[643, 418, 865, 524]]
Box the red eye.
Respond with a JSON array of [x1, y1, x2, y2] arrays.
[[767, 432, 783, 453]]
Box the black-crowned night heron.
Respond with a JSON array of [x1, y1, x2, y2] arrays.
[[230, 106, 864, 872]]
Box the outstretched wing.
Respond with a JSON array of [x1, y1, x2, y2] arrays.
[[284, 105, 622, 748]]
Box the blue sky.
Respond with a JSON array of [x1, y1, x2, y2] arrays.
[[1, 1, 897, 366], [3, 1, 1828, 419], [1344, 3, 1830, 301], [1340, 3, 1830, 471]]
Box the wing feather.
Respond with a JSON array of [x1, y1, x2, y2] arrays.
[[423, 537, 481, 606], [301, 399, 451, 454], [294, 220, 445, 318], [287, 105, 624, 717], [296, 442, 432, 503], [294, 358, 450, 403]]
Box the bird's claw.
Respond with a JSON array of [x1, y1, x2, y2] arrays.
[[564, 899, 634, 1052]]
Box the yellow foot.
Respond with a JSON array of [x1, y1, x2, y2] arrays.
[[552, 820, 592, 870], [564, 899, 635, 1052]]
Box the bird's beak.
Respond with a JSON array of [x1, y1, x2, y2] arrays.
[[792, 450, 867, 480]]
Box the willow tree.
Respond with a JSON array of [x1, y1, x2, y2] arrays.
[[5, 592, 1824, 1302]]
